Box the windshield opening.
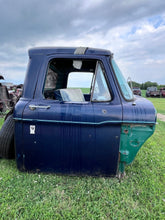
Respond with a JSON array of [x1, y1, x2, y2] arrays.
[[111, 59, 133, 101]]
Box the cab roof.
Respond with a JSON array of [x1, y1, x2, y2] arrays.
[[29, 47, 112, 57]]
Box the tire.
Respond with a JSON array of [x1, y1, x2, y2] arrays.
[[0, 114, 15, 159]]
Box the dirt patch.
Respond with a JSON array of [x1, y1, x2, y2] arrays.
[[157, 113, 165, 122]]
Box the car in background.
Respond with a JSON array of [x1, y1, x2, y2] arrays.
[[15, 88, 23, 97], [132, 87, 141, 96], [146, 87, 160, 97], [160, 87, 165, 97], [0, 83, 12, 112]]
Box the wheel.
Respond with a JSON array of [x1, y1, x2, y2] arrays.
[[0, 114, 15, 159]]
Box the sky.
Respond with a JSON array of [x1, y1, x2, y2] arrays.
[[0, 0, 165, 85]]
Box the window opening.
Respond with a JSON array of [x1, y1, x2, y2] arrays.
[[67, 72, 93, 94], [91, 62, 111, 102], [43, 59, 96, 101], [43, 59, 112, 103]]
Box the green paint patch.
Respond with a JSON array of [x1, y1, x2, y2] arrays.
[[119, 124, 155, 173]]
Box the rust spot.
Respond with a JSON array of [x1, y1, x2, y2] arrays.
[[102, 109, 107, 114], [124, 129, 129, 134], [123, 151, 128, 155]]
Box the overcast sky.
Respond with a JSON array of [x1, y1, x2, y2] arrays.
[[0, 0, 165, 85]]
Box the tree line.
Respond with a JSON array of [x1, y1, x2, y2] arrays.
[[131, 81, 165, 90]]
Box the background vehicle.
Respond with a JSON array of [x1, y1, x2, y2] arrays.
[[160, 87, 165, 97], [0, 83, 12, 112], [132, 87, 141, 96], [146, 87, 160, 97]]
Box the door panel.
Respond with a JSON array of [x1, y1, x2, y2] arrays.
[[21, 58, 122, 175], [22, 99, 121, 175]]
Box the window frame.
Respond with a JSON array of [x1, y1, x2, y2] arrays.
[[90, 61, 112, 103], [110, 58, 134, 102], [42, 57, 112, 103]]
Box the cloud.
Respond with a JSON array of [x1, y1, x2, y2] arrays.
[[0, 0, 165, 84]]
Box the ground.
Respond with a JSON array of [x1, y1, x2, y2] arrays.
[[157, 113, 165, 122], [0, 96, 165, 219]]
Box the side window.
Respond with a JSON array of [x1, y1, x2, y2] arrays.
[[43, 58, 96, 101], [91, 62, 111, 102], [43, 59, 111, 102], [67, 72, 93, 94]]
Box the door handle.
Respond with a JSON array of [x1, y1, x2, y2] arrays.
[[29, 104, 51, 110]]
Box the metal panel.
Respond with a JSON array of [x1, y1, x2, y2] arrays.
[[119, 124, 156, 173], [14, 54, 123, 175], [19, 99, 122, 176]]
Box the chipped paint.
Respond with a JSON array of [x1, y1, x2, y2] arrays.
[[119, 124, 156, 173]]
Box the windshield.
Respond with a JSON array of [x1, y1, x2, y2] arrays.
[[111, 59, 133, 101], [150, 87, 157, 91]]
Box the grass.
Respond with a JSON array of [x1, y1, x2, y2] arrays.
[[141, 90, 146, 97], [0, 117, 4, 128], [81, 87, 90, 94], [0, 97, 165, 219], [148, 98, 165, 115], [138, 90, 165, 114]]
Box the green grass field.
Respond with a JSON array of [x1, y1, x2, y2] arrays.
[[141, 90, 165, 114], [148, 98, 165, 115], [0, 96, 165, 219], [0, 118, 4, 128], [141, 89, 146, 97]]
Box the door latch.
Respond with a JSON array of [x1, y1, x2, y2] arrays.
[[29, 104, 50, 110]]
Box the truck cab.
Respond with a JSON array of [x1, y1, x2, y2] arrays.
[[11, 47, 156, 176]]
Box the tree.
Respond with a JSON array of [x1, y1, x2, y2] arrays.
[[143, 81, 158, 90]]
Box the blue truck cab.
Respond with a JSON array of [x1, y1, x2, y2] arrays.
[[13, 47, 156, 176]]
